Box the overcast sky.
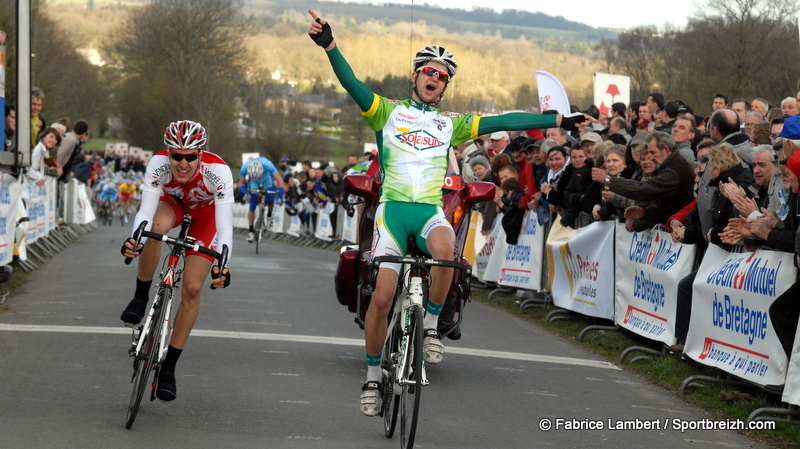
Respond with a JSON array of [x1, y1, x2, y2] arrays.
[[319, 0, 698, 29]]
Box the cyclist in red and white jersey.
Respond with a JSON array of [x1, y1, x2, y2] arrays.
[[120, 120, 233, 402]]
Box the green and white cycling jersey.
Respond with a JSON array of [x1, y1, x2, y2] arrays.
[[362, 96, 477, 206], [324, 46, 557, 207]]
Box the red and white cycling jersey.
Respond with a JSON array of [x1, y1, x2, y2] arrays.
[[143, 150, 234, 209], [133, 150, 235, 264]]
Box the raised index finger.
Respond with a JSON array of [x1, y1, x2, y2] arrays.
[[308, 9, 320, 21]]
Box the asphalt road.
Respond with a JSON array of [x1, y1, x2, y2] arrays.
[[0, 224, 768, 448]]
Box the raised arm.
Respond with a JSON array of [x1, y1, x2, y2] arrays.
[[308, 10, 374, 112], [478, 112, 590, 136]]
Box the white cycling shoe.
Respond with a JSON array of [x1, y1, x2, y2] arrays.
[[360, 381, 382, 416], [246, 231, 254, 243], [423, 329, 444, 364]]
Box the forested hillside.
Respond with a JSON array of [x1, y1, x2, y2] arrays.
[[50, 0, 607, 109]]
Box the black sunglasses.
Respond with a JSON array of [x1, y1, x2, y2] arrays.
[[168, 151, 201, 162]]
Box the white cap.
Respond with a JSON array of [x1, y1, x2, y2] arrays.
[[488, 131, 509, 141]]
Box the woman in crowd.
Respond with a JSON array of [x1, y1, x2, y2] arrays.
[[560, 145, 594, 228], [27, 127, 62, 186], [603, 144, 658, 231], [538, 145, 573, 214], [705, 143, 755, 247], [592, 144, 628, 221]]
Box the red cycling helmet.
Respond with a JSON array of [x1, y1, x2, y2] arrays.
[[164, 120, 207, 150]]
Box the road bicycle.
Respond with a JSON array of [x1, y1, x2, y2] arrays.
[[251, 188, 276, 254], [372, 253, 472, 449], [98, 200, 113, 226], [122, 214, 228, 429]]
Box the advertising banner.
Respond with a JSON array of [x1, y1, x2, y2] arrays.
[[270, 202, 284, 234], [241, 152, 259, 166], [545, 217, 576, 291], [0, 175, 20, 265], [614, 224, 696, 345], [477, 214, 507, 283], [593, 73, 631, 118], [498, 210, 544, 290], [104, 143, 117, 158], [287, 214, 302, 237], [24, 178, 48, 243], [115, 142, 129, 158], [71, 180, 95, 225], [536, 71, 570, 115], [549, 220, 615, 320], [782, 314, 800, 405], [684, 245, 795, 387], [342, 205, 358, 244], [314, 202, 334, 241], [15, 196, 27, 261], [462, 211, 481, 267]]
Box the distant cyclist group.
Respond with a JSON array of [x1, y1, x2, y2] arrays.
[[93, 174, 142, 226]]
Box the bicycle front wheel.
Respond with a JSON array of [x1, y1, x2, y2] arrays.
[[125, 295, 165, 429], [382, 322, 401, 437], [400, 306, 423, 449]]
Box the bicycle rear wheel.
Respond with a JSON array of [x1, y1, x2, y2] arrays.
[[382, 322, 401, 437], [400, 306, 423, 449], [125, 295, 165, 429]]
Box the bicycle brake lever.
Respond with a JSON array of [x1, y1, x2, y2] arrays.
[[123, 221, 148, 265]]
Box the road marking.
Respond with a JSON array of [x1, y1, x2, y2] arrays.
[[0, 324, 620, 371]]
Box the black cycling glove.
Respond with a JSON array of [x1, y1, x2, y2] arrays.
[[310, 18, 334, 48], [211, 266, 231, 289], [560, 113, 586, 132], [120, 238, 140, 257]]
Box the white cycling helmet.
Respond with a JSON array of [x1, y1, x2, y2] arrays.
[[413, 46, 458, 79], [164, 120, 207, 150], [247, 160, 264, 180]]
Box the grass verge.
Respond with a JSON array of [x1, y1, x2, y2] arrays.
[[472, 286, 800, 449]]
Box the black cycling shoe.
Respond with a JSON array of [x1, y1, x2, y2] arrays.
[[438, 320, 462, 341], [156, 370, 177, 401], [120, 297, 148, 325]]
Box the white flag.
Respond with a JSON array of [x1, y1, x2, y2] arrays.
[[536, 71, 570, 115]]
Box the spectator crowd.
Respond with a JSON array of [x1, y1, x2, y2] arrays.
[[453, 92, 800, 358]]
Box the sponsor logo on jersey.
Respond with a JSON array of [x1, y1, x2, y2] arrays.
[[395, 130, 443, 151]]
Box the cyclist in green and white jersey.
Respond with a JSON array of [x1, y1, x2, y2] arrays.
[[309, 9, 591, 417]]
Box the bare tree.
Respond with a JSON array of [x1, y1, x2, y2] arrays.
[[108, 0, 247, 160], [664, 0, 800, 110], [604, 27, 672, 102], [607, 0, 800, 113]]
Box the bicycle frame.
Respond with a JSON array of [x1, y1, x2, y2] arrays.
[[124, 214, 228, 428], [128, 255, 181, 364], [376, 256, 472, 386], [128, 217, 191, 374], [386, 264, 429, 392]]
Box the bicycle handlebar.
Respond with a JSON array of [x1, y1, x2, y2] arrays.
[[371, 255, 472, 278], [124, 220, 229, 270]]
